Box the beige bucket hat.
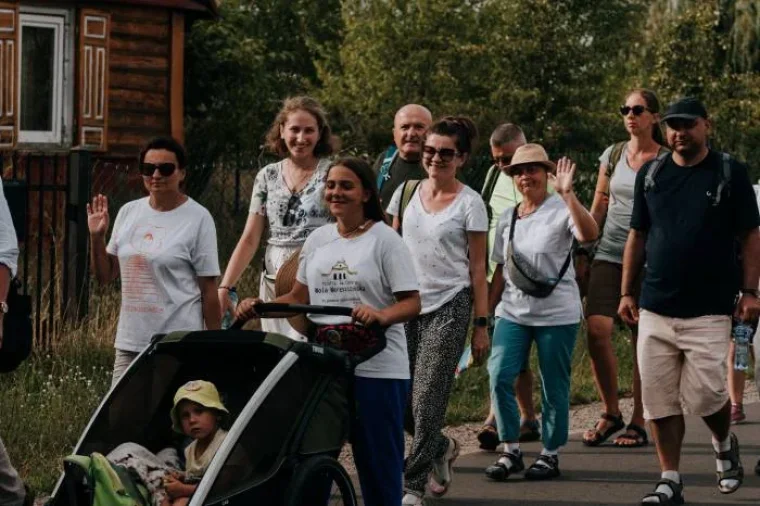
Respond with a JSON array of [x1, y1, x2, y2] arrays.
[[506, 143, 557, 176]]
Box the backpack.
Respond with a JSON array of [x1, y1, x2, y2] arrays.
[[396, 179, 422, 234], [0, 278, 32, 373], [644, 151, 732, 208], [481, 165, 502, 224], [376, 146, 398, 193], [63, 453, 151, 506]]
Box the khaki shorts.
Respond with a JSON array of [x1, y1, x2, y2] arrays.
[[638, 310, 730, 420], [585, 260, 642, 319]]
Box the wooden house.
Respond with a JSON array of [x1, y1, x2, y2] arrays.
[[0, 0, 217, 158]]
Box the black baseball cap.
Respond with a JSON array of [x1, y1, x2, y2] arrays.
[[661, 97, 708, 122]]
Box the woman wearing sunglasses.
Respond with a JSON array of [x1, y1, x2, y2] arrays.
[[218, 96, 335, 339], [485, 144, 598, 482], [87, 136, 222, 385], [386, 116, 489, 505], [581, 89, 668, 449]]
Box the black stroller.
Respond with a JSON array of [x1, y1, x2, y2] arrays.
[[48, 304, 384, 506]]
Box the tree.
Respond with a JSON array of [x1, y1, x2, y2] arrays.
[[184, 0, 342, 165]]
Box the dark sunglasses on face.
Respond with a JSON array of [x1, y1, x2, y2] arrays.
[[493, 155, 513, 166], [422, 146, 459, 163], [510, 165, 542, 177], [664, 118, 698, 131], [619, 105, 650, 116], [139, 162, 177, 177]]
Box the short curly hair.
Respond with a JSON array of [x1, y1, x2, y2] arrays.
[[264, 96, 337, 158]]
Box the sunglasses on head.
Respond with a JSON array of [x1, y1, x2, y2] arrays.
[[619, 105, 650, 116], [139, 162, 177, 177], [422, 146, 459, 163], [493, 155, 513, 167]]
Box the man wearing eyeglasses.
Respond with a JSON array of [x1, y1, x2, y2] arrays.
[[476, 124, 544, 450], [619, 97, 760, 505], [374, 104, 433, 210]]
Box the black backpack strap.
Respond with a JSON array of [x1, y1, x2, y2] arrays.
[[643, 151, 671, 193], [605, 141, 627, 180], [397, 179, 421, 234], [712, 152, 732, 207]]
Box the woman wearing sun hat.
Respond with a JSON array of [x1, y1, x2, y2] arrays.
[[484, 144, 598, 482]]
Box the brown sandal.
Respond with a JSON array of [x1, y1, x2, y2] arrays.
[[582, 412, 624, 447], [613, 423, 648, 447]]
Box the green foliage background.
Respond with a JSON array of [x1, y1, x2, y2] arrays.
[[185, 0, 760, 193]]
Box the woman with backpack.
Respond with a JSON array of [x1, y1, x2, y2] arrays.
[[581, 89, 668, 448], [484, 144, 598, 482], [386, 116, 489, 505]]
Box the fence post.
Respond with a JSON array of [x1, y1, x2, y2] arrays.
[[66, 150, 91, 320]]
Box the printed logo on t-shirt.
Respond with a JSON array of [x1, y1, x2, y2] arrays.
[[122, 224, 165, 313], [313, 259, 365, 305]]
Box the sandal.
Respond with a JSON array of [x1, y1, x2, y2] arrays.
[[716, 432, 743, 494], [582, 412, 625, 447], [485, 451, 525, 481], [614, 423, 648, 448], [519, 419, 541, 442], [640, 478, 684, 505], [477, 424, 499, 451]]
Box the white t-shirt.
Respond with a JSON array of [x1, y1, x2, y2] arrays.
[[492, 193, 582, 326], [387, 182, 488, 314], [296, 222, 419, 379], [107, 197, 220, 352], [249, 159, 332, 247]]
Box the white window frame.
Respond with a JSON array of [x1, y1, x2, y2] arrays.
[[17, 8, 73, 146]]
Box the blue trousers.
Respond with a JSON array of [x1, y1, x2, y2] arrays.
[[488, 318, 578, 451], [352, 377, 409, 506]]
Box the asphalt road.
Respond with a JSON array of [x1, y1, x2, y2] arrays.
[[357, 403, 760, 505]]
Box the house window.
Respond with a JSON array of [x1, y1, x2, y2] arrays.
[[18, 12, 67, 144]]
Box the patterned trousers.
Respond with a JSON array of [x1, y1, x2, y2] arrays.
[[0, 436, 24, 506], [404, 288, 471, 495]]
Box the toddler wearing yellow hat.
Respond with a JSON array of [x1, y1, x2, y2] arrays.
[[162, 380, 229, 506]]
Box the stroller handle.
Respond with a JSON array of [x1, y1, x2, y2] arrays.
[[228, 303, 354, 330]]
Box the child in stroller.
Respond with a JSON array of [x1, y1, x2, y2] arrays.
[[162, 380, 229, 506]]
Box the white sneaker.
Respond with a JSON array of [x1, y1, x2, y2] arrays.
[[429, 437, 460, 497], [401, 492, 424, 505]]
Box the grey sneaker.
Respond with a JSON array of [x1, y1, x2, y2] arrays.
[[428, 437, 460, 497]]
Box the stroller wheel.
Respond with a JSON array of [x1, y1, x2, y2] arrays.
[[285, 455, 357, 506]]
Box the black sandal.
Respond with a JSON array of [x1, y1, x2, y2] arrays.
[[640, 478, 684, 505], [524, 454, 560, 480], [582, 412, 625, 447], [614, 423, 648, 448], [716, 432, 743, 494], [485, 451, 525, 481]]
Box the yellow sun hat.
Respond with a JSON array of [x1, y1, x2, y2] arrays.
[[170, 380, 229, 433]]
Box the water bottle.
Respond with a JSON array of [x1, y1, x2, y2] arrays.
[[732, 318, 754, 371], [221, 289, 239, 330]]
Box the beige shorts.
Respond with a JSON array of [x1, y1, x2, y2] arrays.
[[638, 310, 730, 420]]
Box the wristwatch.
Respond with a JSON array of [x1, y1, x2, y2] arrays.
[[740, 288, 759, 298], [473, 316, 489, 328]]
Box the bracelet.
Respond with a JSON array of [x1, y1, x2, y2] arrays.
[[620, 293, 633, 298], [218, 286, 236, 292]]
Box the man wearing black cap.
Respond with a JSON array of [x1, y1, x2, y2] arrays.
[[618, 97, 760, 505]]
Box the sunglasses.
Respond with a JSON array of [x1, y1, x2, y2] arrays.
[[422, 146, 459, 163], [139, 162, 177, 177], [619, 105, 650, 116], [493, 155, 513, 167], [510, 165, 543, 177], [282, 194, 301, 227]]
